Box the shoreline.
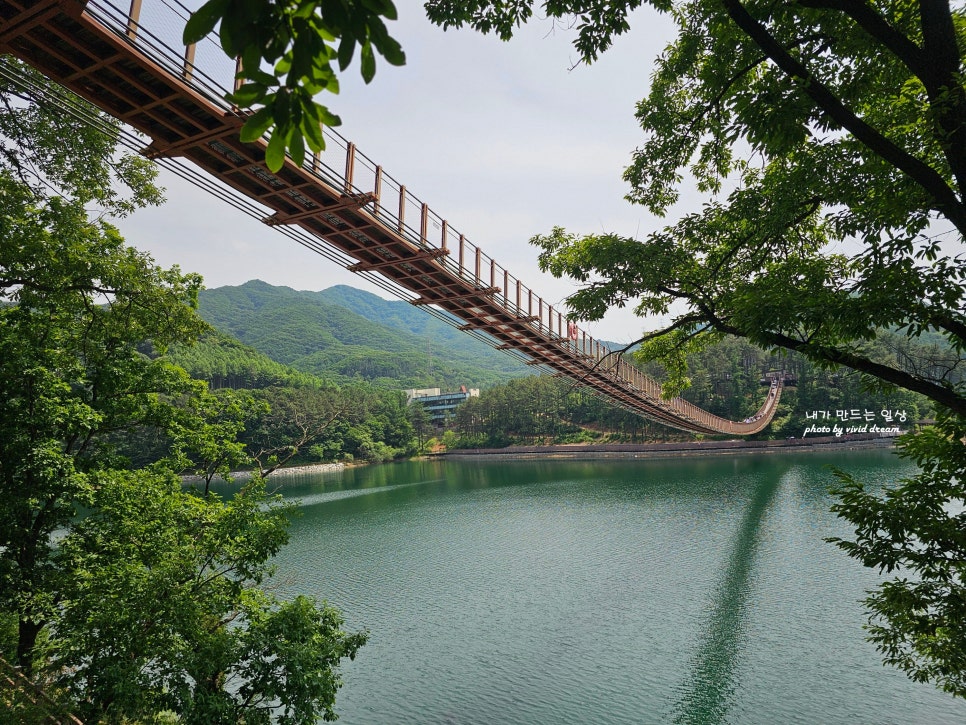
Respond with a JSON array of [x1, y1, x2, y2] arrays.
[[434, 433, 898, 461], [185, 434, 901, 483]]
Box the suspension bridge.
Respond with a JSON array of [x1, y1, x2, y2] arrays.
[[0, 0, 783, 434]]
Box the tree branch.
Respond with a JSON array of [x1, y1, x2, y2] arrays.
[[720, 0, 966, 235], [802, 0, 966, 193], [928, 311, 966, 348], [918, 0, 966, 195], [710, 315, 966, 414], [796, 0, 926, 76]]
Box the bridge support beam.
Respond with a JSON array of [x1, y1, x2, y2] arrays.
[[262, 192, 377, 226], [347, 248, 448, 272], [140, 120, 244, 159], [410, 286, 500, 306]]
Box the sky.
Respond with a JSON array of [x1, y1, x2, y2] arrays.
[[112, 3, 685, 345]]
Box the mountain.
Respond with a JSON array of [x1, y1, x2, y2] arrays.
[[316, 285, 477, 346], [196, 280, 527, 389]]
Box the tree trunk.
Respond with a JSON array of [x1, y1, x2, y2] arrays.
[[16, 617, 44, 677]]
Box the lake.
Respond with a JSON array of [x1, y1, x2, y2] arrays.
[[267, 450, 966, 724]]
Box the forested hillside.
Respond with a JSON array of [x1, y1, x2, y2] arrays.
[[197, 280, 527, 389], [451, 336, 935, 447], [317, 284, 482, 344], [168, 330, 324, 389], [164, 330, 420, 467]]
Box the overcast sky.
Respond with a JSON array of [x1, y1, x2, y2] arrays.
[[113, 3, 685, 344]]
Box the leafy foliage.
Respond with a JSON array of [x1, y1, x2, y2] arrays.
[[184, 0, 405, 171], [0, 71, 365, 722], [0, 60, 164, 215], [829, 411, 966, 698], [51, 472, 366, 724], [0, 148, 204, 674], [168, 330, 420, 465]]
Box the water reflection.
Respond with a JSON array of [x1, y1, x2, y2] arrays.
[[671, 470, 781, 725]]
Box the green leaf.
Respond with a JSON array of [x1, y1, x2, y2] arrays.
[[293, 0, 315, 19], [272, 89, 291, 128], [241, 46, 261, 78], [360, 0, 387, 15], [337, 37, 355, 72], [288, 127, 305, 168], [217, 4, 246, 56], [360, 42, 375, 84], [264, 127, 287, 172], [246, 69, 280, 87], [183, 0, 230, 44], [318, 107, 340, 127], [376, 36, 405, 66], [229, 83, 267, 107], [301, 114, 325, 153], [239, 106, 274, 143], [289, 37, 315, 80]]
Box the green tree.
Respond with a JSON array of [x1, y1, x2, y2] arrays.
[[245, 385, 351, 475], [0, 131, 202, 671], [408, 400, 432, 451], [828, 409, 966, 697], [50, 472, 366, 724], [166, 387, 267, 494], [0, 67, 366, 722], [421, 0, 966, 697]]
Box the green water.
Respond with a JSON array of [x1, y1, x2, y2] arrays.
[[267, 450, 966, 724]]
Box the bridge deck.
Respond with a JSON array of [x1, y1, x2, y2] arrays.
[[0, 0, 782, 434]]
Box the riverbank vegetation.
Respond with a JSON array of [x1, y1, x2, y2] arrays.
[[165, 332, 420, 467]]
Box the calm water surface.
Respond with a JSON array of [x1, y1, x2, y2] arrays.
[[267, 450, 966, 724]]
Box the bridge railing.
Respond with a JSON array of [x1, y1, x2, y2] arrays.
[[85, 0, 621, 360], [340, 141, 605, 352], [78, 0, 779, 433]]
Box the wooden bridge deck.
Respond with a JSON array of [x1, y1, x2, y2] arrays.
[[0, 0, 782, 434]]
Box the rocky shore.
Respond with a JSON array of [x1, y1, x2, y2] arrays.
[[183, 461, 346, 483]]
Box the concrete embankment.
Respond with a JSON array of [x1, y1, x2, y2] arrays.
[[438, 433, 897, 461]]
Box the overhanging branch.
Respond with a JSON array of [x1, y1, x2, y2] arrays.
[[720, 0, 966, 236]]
